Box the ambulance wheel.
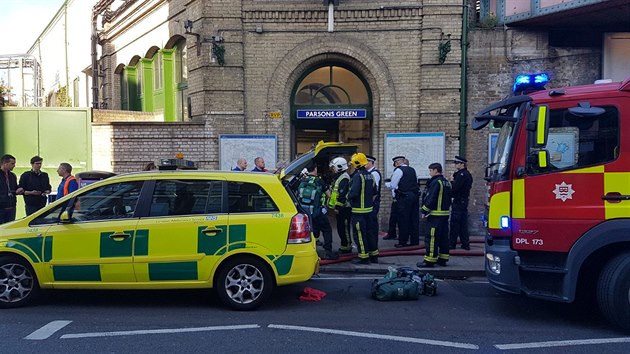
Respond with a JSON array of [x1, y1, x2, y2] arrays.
[[0, 255, 40, 308], [216, 256, 273, 311], [597, 252, 630, 332]]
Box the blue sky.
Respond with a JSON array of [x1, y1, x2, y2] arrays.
[[0, 0, 66, 54]]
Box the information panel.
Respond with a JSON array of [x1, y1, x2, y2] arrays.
[[384, 133, 445, 179], [219, 135, 277, 172]]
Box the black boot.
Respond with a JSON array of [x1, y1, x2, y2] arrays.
[[369, 256, 379, 264]]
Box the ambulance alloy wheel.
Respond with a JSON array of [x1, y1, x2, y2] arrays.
[[216, 256, 273, 311], [597, 252, 630, 332], [0, 255, 40, 308]]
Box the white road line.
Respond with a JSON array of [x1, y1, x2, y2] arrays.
[[25, 320, 73, 340], [60, 324, 260, 339], [495, 337, 630, 350], [268, 324, 478, 350]]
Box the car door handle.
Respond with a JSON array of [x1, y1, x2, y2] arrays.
[[602, 192, 630, 203], [201, 227, 223, 236], [109, 232, 131, 240]]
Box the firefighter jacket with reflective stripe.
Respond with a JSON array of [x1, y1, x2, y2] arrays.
[[348, 168, 376, 214], [328, 171, 351, 208], [421, 174, 452, 217]]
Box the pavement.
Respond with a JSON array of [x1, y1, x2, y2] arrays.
[[317, 232, 486, 279]]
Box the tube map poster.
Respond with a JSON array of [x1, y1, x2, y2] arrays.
[[384, 133, 445, 179]]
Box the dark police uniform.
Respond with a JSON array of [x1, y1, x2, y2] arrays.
[[449, 156, 473, 250], [420, 172, 452, 266], [394, 164, 419, 246], [366, 155, 382, 251], [348, 166, 377, 263]]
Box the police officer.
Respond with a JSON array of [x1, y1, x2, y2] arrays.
[[366, 155, 382, 250], [388, 156, 420, 247], [450, 155, 473, 250], [348, 153, 378, 264], [328, 157, 353, 254], [417, 163, 452, 268]]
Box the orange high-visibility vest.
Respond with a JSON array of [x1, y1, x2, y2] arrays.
[[63, 176, 77, 196]]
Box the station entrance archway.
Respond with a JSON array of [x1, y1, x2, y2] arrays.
[[291, 63, 372, 156]]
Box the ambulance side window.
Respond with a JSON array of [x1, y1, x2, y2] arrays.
[[530, 106, 619, 174], [150, 179, 223, 216], [72, 182, 143, 221], [228, 182, 278, 213]]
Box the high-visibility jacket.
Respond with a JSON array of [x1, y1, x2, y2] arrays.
[[328, 172, 350, 208], [348, 168, 376, 214], [421, 174, 452, 217]]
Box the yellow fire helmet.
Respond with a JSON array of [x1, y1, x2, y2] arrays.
[[351, 153, 368, 168]]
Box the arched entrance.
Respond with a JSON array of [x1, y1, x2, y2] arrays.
[[291, 63, 372, 156]]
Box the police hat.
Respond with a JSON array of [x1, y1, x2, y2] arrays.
[[366, 155, 376, 163], [454, 155, 467, 164], [392, 155, 405, 166]]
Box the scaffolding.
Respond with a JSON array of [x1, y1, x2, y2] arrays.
[[0, 54, 41, 107]]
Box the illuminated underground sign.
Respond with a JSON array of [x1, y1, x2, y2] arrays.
[[296, 109, 367, 119]]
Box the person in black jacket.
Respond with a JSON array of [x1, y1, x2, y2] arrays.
[[18, 155, 52, 215], [0, 154, 21, 223], [388, 156, 420, 247], [449, 156, 473, 250], [348, 153, 377, 264], [417, 162, 452, 268]]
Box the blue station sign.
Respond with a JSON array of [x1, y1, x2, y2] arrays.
[[296, 109, 367, 119]]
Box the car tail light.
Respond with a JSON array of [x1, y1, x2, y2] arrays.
[[288, 213, 312, 244]]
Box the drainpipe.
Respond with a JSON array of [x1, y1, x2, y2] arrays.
[[459, 2, 469, 157], [64, 2, 70, 105], [91, 10, 99, 108]]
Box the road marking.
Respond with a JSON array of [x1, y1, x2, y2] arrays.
[[268, 324, 478, 350], [25, 320, 73, 340], [495, 337, 630, 350], [60, 324, 260, 339]]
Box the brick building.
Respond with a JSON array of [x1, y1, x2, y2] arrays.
[[93, 0, 468, 229]]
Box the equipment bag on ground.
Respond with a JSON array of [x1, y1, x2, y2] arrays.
[[370, 267, 437, 301]]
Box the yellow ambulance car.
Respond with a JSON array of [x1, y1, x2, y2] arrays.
[[0, 142, 356, 310]]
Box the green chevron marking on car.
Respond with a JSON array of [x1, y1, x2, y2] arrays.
[[198, 224, 228, 255], [100, 230, 135, 258], [7, 237, 42, 263], [53, 265, 101, 281]]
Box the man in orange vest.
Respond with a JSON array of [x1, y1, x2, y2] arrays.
[[56, 162, 78, 200]]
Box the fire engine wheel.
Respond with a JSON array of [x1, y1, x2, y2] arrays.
[[597, 252, 630, 332], [215, 256, 273, 311], [0, 255, 40, 309]]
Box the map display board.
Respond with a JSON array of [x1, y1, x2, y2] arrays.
[[384, 133, 445, 179], [219, 135, 277, 172]]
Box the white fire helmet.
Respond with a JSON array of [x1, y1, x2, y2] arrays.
[[329, 157, 348, 173]]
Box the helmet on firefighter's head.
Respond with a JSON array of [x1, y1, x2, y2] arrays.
[[329, 157, 348, 173], [351, 153, 368, 168]]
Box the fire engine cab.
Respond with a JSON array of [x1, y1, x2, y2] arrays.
[[473, 75, 630, 331]]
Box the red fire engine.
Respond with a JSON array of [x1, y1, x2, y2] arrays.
[[473, 75, 630, 331]]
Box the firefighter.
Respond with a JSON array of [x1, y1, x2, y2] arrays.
[[449, 155, 473, 250], [348, 153, 378, 264], [417, 162, 452, 268], [388, 156, 420, 247], [297, 161, 338, 260], [366, 155, 382, 250], [328, 157, 353, 253]]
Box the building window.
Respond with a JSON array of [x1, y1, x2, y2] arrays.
[[153, 51, 163, 91], [294, 65, 369, 105], [175, 40, 189, 121], [120, 70, 129, 110]]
